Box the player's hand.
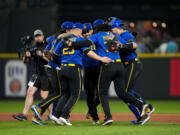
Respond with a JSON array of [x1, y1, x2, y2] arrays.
[[83, 34, 89, 39], [132, 43, 137, 49], [36, 50, 43, 56], [44, 51, 52, 60], [62, 38, 72, 47], [100, 57, 112, 64], [25, 51, 31, 57], [67, 40, 73, 47], [49, 49, 54, 54], [78, 34, 84, 38]]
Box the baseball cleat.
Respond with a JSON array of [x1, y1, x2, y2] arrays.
[[12, 113, 27, 121], [140, 104, 149, 117], [138, 114, 150, 125], [130, 120, 139, 124], [49, 113, 53, 120], [31, 105, 42, 121], [59, 117, 72, 126], [92, 120, 100, 125], [50, 115, 64, 125], [101, 118, 114, 126], [32, 117, 46, 125], [147, 104, 155, 115]]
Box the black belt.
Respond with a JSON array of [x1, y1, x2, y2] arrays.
[[101, 59, 122, 66]]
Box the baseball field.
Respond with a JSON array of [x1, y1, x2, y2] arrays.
[[0, 100, 180, 135]]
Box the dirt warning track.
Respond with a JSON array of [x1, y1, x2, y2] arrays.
[[0, 113, 180, 123]]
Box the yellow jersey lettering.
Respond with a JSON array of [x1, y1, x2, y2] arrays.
[[63, 48, 75, 55]]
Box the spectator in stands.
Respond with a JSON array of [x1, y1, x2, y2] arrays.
[[166, 40, 179, 53]]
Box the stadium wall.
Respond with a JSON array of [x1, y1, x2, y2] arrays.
[[0, 54, 180, 100]]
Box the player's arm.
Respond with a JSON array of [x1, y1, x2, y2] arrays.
[[83, 48, 112, 64], [121, 32, 137, 49], [58, 33, 74, 40], [116, 42, 137, 49], [49, 46, 55, 54], [63, 34, 98, 49], [44, 37, 61, 61], [116, 35, 137, 51], [122, 42, 137, 49], [63, 38, 92, 49], [43, 44, 53, 61]]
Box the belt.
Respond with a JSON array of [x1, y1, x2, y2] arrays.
[[101, 59, 122, 66], [61, 63, 80, 67], [124, 58, 139, 65]]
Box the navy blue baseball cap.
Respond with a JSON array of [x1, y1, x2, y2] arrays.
[[93, 19, 105, 28], [61, 21, 74, 31], [83, 23, 93, 30], [73, 22, 84, 30], [111, 19, 123, 29]]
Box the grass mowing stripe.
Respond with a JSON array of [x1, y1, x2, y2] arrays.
[[0, 121, 180, 135]]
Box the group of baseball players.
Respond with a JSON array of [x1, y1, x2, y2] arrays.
[[12, 17, 154, 126]]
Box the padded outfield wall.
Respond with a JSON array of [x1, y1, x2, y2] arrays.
[[0, 53, 180, 100]]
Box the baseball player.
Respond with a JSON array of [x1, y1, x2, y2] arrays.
[[50, 22, 112, 126], [82, 23, 100, 124], [109, 17, 155, 125], [71, 19, 151, 125]]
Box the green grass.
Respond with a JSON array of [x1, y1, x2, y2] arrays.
[[0, 100, 180, 113], [0, 100, 180, 135], [0, 121, 180, 135]]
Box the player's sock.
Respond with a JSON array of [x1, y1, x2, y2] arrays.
[[128, 104, 140, 120]]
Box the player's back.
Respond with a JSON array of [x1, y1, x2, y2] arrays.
[[89, 32, 121, 61], [54, 36, 87, 66]]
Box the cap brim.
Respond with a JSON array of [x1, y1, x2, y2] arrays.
[[111, 25, 123, 29]]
